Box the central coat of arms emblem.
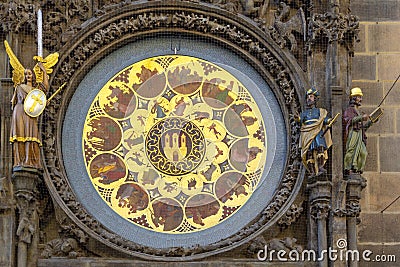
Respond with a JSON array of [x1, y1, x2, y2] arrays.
[[146, 117, 205, 176]]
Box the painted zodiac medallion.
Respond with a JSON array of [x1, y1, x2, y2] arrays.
[[83, 55, 267, 233]]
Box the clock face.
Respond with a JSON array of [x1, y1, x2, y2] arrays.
[[82, 55, 267, 233]]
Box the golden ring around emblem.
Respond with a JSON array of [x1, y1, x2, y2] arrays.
[[24, 89, 47, 117]]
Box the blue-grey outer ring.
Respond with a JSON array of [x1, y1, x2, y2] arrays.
[[62, 37, 287, 248]]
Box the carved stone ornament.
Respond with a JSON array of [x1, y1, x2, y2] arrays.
[[0, 0, 38, 33], [310, 202, 331, 221], [41, 0, 91, 51], [277, 201, 304, 227], [15, 191, 37, 244], [246, 235, 267, 256], [41, 237, 82, 259], [266, 237, 303, 254], [267, 3, 306, 52], [308, 10, 360, 55], [345, 200, 361, 218], [246, 236, 303, 258], [0, 1, 271, 51], [41, 2, 306, 260]]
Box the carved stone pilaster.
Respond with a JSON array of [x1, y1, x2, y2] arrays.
[[345, 173, 366, 267], [308, 10, 360, 55], [0, 176, 11, 206], [0, 175, 15, 267], [307, 175, 332, 216], [307, 175, 331, 267], [345, 173, 366, 221], [12, 168, 41, 267]]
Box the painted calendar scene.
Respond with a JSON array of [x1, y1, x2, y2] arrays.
[[82, 55, 267, 233]]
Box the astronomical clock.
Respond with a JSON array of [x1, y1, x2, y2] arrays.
[[82, 55, 267, 233], [40, 3, 305, 260]]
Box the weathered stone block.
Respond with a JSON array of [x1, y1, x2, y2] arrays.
[[0, 212, 14, 267], [377, 54, 400, 81], [359, 213, 400, 243], [364, 173, 400, 212], [379, 136, 400, 172], [364, 136, 378, 172], [397, 109, 400, 134], [359, 213, 386, 243], [352, 55, 376, 81], [368, 23, 400, 52], [354, 23, 366, 53], [358, 244, 399, 267], [363, 107, 395, 135], [359, 188, 368, 212], [382, 81, 400, 106], [351, 0, 400, 21]]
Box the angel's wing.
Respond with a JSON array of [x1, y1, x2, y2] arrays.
[[33, 53, 59, 84], [4, 40, 25, 86]]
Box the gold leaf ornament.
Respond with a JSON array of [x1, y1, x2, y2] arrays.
[[4, 40, 60, 86], [4, 40, 25, 87], [33, 53, 59, 84]]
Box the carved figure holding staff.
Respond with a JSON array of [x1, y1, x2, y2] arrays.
[[297, 88, 335, 176], [343, 87, 373, 174], [4, 40, 59, 169], [343, 75, 399, 174]]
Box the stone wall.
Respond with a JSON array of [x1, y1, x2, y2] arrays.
[[351, 0, 400, 265]]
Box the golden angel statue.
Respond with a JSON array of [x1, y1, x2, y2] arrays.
[[4, 40, 59, 169]]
